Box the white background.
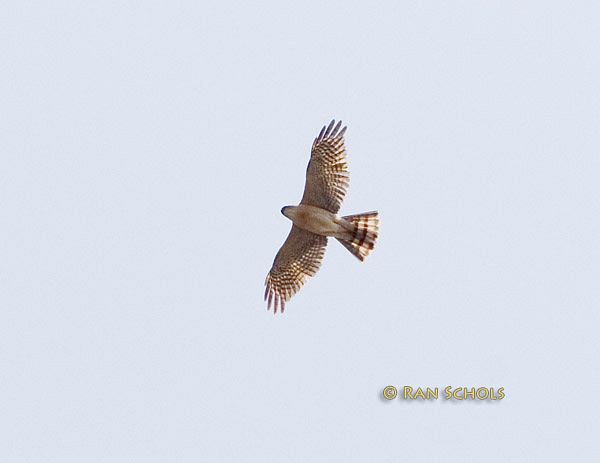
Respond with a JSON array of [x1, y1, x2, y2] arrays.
[[2, 1, 599, 461]]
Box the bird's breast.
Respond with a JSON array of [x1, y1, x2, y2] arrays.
[[289, 205, 340, 237]]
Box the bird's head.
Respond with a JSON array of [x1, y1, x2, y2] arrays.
[[281, 206, 293, 218]]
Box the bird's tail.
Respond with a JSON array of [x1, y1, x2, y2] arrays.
[[336, 211, 379, 261]]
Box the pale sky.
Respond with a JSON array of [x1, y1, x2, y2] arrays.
[[2, 1, 600, 461]]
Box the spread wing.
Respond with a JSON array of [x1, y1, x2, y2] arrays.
[[264, 225, 328, 313], [300, 120, 349, 213]]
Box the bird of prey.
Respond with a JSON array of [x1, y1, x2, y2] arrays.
[[264, 120, 379, 313]]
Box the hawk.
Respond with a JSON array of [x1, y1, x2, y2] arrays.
[[264, 120, 379, 313]]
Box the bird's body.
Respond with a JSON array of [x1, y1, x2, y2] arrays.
[[282, 205, 345, 238], [264, 120, 379, 313]]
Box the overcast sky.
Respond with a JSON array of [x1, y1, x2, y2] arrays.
[[2, 1, 600, 461]]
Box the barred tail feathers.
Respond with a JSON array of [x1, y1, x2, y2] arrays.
[[336, 211, 379, 261]]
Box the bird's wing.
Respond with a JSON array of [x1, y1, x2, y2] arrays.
[[300, 120, 349, 213], [264, 225, 328, 313]]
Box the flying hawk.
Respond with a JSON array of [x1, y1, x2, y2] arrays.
[[264, 120, 379, 313]]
